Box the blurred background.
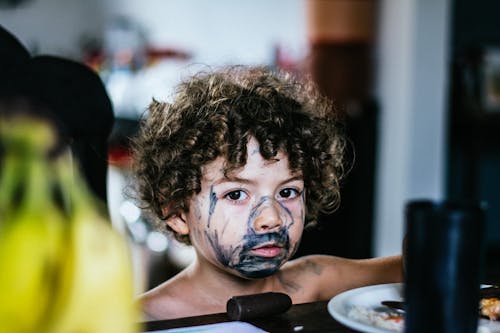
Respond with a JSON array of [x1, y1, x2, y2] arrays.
[[1, 0, 499, 292]]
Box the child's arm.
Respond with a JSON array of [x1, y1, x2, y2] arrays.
[[301, 254, 404, 301]]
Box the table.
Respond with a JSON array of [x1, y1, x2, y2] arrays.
[[142, 277, 500, 333], [142, 301, 359, 333]]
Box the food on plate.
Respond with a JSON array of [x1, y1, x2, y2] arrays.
[[339, 285, 500, 333], [480, 298, 500, 321], [347, 305, 404, 332], [480, 286, 500, 321]]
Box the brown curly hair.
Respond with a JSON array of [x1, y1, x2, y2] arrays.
[[131, 65, 347, 245]]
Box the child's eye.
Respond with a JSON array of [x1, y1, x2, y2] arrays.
[[224, 190, 248, 202], [278, 188, 300, 199]]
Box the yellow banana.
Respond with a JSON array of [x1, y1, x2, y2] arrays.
[[48, 156, 140, 333], [0, 150, 21, 224], [0, 116, 139, 333], [0, 201, 65, 332], [0, 118, 65, 333], [0, 115, 56, 226]]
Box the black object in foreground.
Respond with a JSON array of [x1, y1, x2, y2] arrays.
[[381, 300, 406, 313], [404, 200, 485, 333], [226, 292, 292, 320]]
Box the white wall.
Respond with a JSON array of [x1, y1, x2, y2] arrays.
[[0, 0, 105, 58], [99, 0, 307, 66], [1, 0, 307, 65], [374, 0, 451, 256]]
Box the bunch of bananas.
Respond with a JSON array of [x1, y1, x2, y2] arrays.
[[0, 116, 140, 333]]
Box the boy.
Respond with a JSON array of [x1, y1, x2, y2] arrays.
[[132, 66, 403, 320]]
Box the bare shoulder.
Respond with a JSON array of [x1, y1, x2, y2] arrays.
[[275, 255, 344, 303], [281, 254, 403, 302], [138, 271, 199, 321], [138, 280, 183, 321], [281, 254, 344, 278], [280, 255, 350, 290]]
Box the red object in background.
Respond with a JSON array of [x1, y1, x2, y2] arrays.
[[83, 45, 191, 73], [145, 46, 191, 65], [108, 146, 133, 168]]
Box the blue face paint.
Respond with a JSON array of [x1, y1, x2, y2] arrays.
[[249, 196, 294, 228], [205, 195, 296, 279], [233, 229, 290, 278], [206, 231, 239, 267], [207, 186, 217, 228], [206, 228, 291, 279]]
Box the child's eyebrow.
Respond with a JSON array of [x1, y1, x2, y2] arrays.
[[213, 175, 304, 186], [212, 176, 251, 186], [277, 175, 304, 186]]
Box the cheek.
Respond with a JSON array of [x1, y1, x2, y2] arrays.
[[186, 198, 210, 245], [187, 197, 206, 226], [288, 210, 304, 236], [193, 204, 249, 254], [286, 220, 304, 259], [283, 199, 305, 222], [283, 200, 305, 242], [210, 206, 249, 241]]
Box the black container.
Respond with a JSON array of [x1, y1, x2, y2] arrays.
[[404, 200, 485, 333], [226, 292, 292, 321]]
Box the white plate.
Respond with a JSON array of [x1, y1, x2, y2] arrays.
[[328, 283, 404, 333], [327, 283, 500, 333]]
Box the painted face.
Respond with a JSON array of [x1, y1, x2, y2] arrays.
[[185, 137, 305, 279]]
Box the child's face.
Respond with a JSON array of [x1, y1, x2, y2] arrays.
[[185, 137, 305, 279]]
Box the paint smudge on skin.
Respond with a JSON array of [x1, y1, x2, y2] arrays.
[[234, 228, 291, 278], [248, 196, 294, 229], [206, 231, 233, 266], [205, 196, 297, 279], [304, 259, 323, 275], [207, 227, 291, 279], [299, 191, 305, 226], [207, 185, 217, 228], [204, 190, 306, 279], [289, 240, 301, 259], [232, 196, 295, 278], [276, 270, 302, 293], [193, 198, 203, 220], [220, 216, 231, 236]]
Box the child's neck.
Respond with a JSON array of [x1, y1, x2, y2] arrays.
[[186, 256, 279, 300]]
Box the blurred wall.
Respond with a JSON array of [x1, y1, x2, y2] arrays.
[[98, 0, 307, 66], [0, 0, 307, 65], [294, 0, 378, 260], [374, 0, 450, 256], [0, 0, 105, 58]]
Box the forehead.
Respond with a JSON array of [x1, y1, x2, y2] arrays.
[[201, 138, 299, 182]]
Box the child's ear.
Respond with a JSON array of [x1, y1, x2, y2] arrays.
[[163, 208, 190, 235]]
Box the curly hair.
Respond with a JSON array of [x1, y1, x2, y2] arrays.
[[131, 65, 347, 245]]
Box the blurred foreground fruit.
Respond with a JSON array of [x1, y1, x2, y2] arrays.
[[0, 117, 65, 332], [0, 116, 140, 333]]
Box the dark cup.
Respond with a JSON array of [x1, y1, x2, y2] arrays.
[[404, 200, 485, 333], [226, 292, 292, 321]]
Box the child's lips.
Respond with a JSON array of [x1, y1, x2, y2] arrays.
[[249, 243, 284, 258]]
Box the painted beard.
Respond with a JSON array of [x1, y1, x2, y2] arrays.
[[207, 227, 291, 279]]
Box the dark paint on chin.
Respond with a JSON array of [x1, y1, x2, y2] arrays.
[[205, 228, 291, 279], [238, 265, 281, 278], [233, 229, 290, 278]]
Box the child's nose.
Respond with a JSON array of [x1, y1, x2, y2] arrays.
[[252, 201, 283, 233]]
